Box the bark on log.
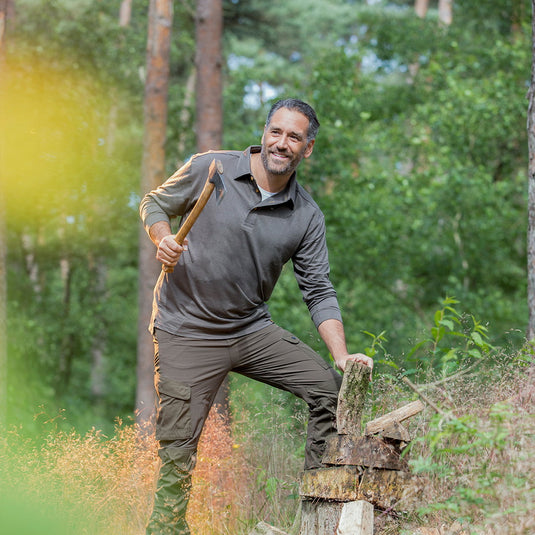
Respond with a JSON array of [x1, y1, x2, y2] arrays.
[[322, 434, 408, 471], [301, 467, 424, 511], [376, 420, 411, 442], [364, 400, 424, 435], [336, 360, 370, 435], [300, 466, 360, 501], [300, 500, 344, 535], [358, 469, 424, 511]]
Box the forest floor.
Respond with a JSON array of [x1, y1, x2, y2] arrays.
[[0, 353, 533, 534]]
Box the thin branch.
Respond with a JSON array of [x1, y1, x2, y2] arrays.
[[401, 376, 449, 417]]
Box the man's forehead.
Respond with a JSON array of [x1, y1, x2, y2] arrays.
[[268, 108, 310, 132]]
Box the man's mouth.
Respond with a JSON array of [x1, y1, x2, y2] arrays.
[[271, 151, 289, 161]]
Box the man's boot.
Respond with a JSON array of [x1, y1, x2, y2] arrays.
[[146, 447, 197, 535]]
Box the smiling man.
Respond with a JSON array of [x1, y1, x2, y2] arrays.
[[140, 98, 373, 534]]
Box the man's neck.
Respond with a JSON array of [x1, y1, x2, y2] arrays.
[[250, 152, 291, 193]]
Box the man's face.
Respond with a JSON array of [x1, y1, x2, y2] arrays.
[[260, 108, 315, 177]]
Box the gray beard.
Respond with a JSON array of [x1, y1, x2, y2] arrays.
[[260, 147, 304, 176]]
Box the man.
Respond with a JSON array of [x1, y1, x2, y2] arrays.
[[140, 98, 373, 534]]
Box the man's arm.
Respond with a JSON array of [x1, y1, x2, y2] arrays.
[[148, 221, 188, 269], [318, 318, 373, 373]]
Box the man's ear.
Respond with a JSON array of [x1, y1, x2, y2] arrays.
[[304, 139, 315, 158]]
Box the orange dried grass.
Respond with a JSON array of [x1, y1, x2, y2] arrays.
[[187, 407, 254, 534]]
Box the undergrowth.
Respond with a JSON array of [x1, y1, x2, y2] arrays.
[[0, 299, 534, 534]]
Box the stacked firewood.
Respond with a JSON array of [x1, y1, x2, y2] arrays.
[[249, 361, 426, 535], [299, 361, 425, 534]]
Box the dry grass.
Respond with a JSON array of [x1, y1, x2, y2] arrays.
[[0, 417, 159, 534], [372, 359, 535, 535], [0, 357, 533, 534]]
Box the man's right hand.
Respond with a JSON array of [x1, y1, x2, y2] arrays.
[[156, 234, 188, 268], [149, 221, 189, 269]]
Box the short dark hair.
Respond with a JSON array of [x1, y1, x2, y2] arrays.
[[266, 98, 320, 142]]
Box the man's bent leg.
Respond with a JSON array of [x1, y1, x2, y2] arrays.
[[233, 325, 342, 470], [146, 446, 196, 535], [303, 386, 340, 469]]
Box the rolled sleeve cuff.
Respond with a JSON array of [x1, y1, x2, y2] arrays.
[[309, 296, 343, 329], [143, 211, 170, 232]]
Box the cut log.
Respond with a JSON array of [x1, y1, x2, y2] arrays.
[[300, 466, 360, 501], [300, 500, 344, 535], [300, 500, 374, 535], [337, 500, 374, 535], [322, 434, 408, 471], [364, 400, 424, 436], [357, 469, 424, 511], [377, 420, 411, 442], [337, 360, 370, 435]]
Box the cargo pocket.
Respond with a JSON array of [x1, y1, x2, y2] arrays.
[[281, 330, 330, 370], [155, 378, 193, 441]]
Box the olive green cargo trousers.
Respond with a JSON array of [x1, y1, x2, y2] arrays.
[[146, 323, 342, 534]]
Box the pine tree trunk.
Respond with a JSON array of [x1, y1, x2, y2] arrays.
[[438, 0, 453, 26], [195, 0, 223, 152], [136, 0, 173, 426], [119, 0, 132, 27], [527, 0, 535, 341], [414, 0, 429, 19], [194, 0, 229, 416]]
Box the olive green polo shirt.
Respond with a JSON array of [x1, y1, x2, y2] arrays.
[[139, 146, 342, 339]]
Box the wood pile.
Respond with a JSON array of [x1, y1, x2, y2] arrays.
[[299, 361, 425, 534], [250, 360, 427, 535]]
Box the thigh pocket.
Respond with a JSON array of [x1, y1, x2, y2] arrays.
[[281, 330, 330, 370], [155, 378, 192, 441]]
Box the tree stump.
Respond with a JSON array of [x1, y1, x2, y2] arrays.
[[299, 361, 424, 534], [300, 500, 373, 535], [300, 361, 372, 534]]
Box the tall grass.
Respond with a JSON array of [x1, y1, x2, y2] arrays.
[[399, 357, 535, 535], [1, 335, 533, 533], [0, 393, 305, 534]]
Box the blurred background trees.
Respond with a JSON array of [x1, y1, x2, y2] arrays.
[[1, 0, 531, 434]]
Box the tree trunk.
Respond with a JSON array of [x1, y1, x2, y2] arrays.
[[195, 0, 229, 415], [438, 0, 453, 26], [414, 0, 429, 19], [90, 262, 107, 408], [119, 0, 132, 27], [136, 0, 173, 426], [408, 0, 430, 82], [57, 257, 74, 394], [527, 0, 535, 341], [195, 0, 223, 152]]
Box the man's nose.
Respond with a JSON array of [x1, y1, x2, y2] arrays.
[[276, 134, 289, 150]]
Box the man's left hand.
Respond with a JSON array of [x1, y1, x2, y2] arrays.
[[335, 353, 373, 374]]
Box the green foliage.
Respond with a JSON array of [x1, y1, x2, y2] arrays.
[[411, 399, 532, 525], [3, 0, 531, 434], [402, 296, 494, 374]]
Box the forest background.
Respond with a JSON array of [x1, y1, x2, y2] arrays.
[[1, 1, 534, 533], [1, 0, 530, 434]]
